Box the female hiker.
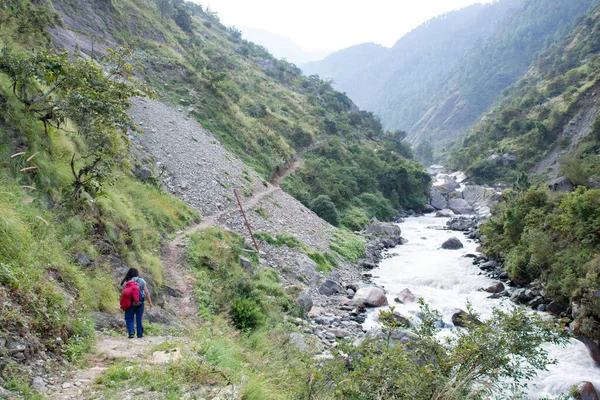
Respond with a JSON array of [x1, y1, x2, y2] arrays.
[[120, 268, 153, 338]]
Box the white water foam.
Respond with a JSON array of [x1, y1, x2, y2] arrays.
[[364, 214, 600, 398]]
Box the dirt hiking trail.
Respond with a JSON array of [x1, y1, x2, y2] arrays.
[[48, 151, 304, 400]]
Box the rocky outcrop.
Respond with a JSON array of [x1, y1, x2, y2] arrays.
[[576, 335, 600, 367], [364, 222, 402, 241], [461, 185, 498, 218], [318, 279, 345, 296], [297, 291, 313, 314], [429, 187, 447, 210], [448, 198, 474, 215], [357, 221, 404, 271], [441, 237, 463, 250], [548, 176, 574, 192], [92, 312, 125, 330], [353, 287, 388, 307]]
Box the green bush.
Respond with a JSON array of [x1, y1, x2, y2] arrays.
[[341, 206, 370, 231], [312, 303, 567, 399], [231, 298, 265, 331], [482, 187, 600, 340], [310, 195, 340, 226], [254, 232, 303, 248], [352, 192, 396, 221], [307, 251, 338, 273]]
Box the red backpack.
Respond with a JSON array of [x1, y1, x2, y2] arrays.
[[120, 280, 142, 311]]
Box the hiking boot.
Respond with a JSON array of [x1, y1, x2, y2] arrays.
[[128, 333, 134, 339]]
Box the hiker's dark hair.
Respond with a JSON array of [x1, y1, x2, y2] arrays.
[[120, 268, 139, 286]]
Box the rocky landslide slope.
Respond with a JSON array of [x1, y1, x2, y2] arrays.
[[129, 98, 387, 340]]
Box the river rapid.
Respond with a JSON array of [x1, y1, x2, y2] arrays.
[[364, 214, 600, 399]]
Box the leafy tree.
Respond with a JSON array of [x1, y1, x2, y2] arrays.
[[0, 46, 153, 196], [310, 195, 340, 226], [155, 0, 173, 21], [173, 0, 193, 32], [415, 140, 434, 166], [311, 301, 567, 399], [383, 130, 413, 159]]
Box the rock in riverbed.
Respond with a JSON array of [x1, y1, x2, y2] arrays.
[[441, 237, 463, 250], [354, 286, 388, 307]]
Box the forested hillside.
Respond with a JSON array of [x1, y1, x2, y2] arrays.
[[51, 0, 430, 225]]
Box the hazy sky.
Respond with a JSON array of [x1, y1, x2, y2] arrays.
[[202, 0, 494, 53]]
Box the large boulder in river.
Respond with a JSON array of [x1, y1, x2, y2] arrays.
[[452, 310, 481, 327], [394, 288, 416, 304], [484, 282, 504, 294], [577, 381, 600, 400], [576, 335, 600, 366], [364, 222, 401, 239], [354, 286, 388, 307], [448, 198, 474, 215], [430, 187, 447, 210], [441, 237, 464, 250], [446, 216, 477, 232]]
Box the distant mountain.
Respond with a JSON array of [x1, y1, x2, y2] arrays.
[[237, 26, 328, 65], [411, 0, 600, 149], [449, 1, 600, 184], [303, 0, 524, 132], [304, 0, 599, 156]]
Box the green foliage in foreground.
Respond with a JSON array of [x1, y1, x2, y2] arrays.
[[93, 302, 567, 399], [96, 317, 321, 400], [187, 228, 301, 330], [482, 187, 600, 341], [313, 303, 567, 399]]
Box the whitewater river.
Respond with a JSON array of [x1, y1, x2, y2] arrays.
[[364, 214, 600, 398]]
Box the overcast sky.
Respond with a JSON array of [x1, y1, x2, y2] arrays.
[[202, 0, 494, 53]]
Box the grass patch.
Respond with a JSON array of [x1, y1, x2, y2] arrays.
[[254, 232, 302, 248], [329, 229, 366, 263]]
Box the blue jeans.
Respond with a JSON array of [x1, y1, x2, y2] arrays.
[[124, 302, 144, 337]]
